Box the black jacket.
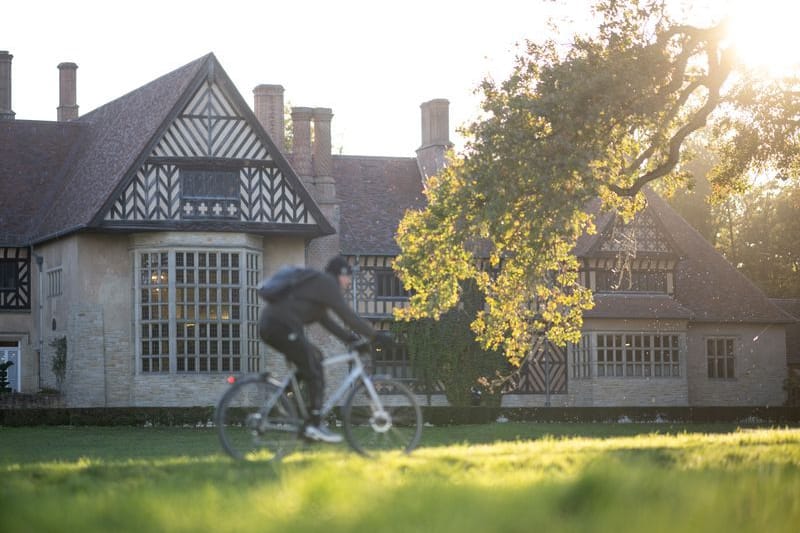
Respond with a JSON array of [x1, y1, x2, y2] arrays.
[[261, 272, 376, 342]]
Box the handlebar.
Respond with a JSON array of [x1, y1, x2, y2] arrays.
[[348, 338, 373, 353]]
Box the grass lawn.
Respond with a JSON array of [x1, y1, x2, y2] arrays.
[[1, 422, 799, 532]]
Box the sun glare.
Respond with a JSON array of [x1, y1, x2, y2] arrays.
[[726, 0, 800, 76]]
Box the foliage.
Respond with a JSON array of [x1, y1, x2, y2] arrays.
[[394, 0, 800, 363], [0, 360, 13, 392], [717, 180, 800, 297], [49, 336, 67, 391], [1, 426, 799, 532], [391, 281, 509, 406], [664, 139, 719, 243], [666, 142, 800, 297]]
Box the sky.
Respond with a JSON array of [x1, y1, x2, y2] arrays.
[[4, 0, 595, 156], [4, 0, 787, 157]]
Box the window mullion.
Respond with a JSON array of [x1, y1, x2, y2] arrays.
[[133, 252, 142, 376], [168, 252, 177, 374]]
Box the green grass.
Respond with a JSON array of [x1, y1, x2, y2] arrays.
[[1, 423, 799, 532]]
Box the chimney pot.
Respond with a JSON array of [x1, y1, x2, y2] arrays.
[[57, 62, 79, 121], [254, 84, 285, 152], [0, 51, 15, 120]]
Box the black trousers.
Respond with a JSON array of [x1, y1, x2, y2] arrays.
[[259, 317, 324, 425]]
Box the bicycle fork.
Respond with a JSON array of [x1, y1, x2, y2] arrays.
[[358, 377, 393, 434]]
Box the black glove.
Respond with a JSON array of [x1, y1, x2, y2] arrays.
[[373, 331, 396, 351]]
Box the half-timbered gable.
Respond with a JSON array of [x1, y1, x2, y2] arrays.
[[99, 60, 326, 233], [580, 204, 680, 295], [0, 52, 333, 402]]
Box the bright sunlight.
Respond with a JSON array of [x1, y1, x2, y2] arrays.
[[726, 0, 800, 76]]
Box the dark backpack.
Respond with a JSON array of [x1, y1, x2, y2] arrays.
[[257, 266, 318, 303]]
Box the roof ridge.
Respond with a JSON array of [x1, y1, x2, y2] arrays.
[[77, 53, 213, 122]]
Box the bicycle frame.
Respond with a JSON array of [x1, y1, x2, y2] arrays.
[[271, 348, 384, 423], [217, 343, 423, 459]]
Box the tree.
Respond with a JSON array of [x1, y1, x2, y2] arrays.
[[49, 336, 67, 392], [391, 281, 509, 406], [719, 180, 800, 298], [665, 140, 718, 243], [394, 0, 800, 364]]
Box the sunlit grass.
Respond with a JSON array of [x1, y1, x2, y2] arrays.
[[1, 424, 798, 532]]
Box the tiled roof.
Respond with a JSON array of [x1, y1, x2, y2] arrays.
[[334, 155, 789, 323], [649, 190, 792, 324], [1, 53, 332, 244], [334, 155, 425, 255], [585, 293, 693, 319], [0, 120, 86, 245], [571, 189, 790, 324], [30, 54, 209, 242]]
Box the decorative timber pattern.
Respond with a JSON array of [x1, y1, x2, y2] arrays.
[[502, 336, 567, 394], [105, 164, 180, 221], [104, 81, 314, 226], [240, 166, 310, 224], [348, 255, 409, 318], [0, 247, 31, 310], [152, 81, 269, 160], [598, 211, 673, 254]]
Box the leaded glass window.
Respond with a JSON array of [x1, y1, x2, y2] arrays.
[[595, 333, 681, 378], [136, 248, 260, 374]]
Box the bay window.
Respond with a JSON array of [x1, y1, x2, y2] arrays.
[[136, 248, 261, 374]]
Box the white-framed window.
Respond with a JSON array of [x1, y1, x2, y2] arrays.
[[706, 337, 736, 379], [135, 248, 261, 374]]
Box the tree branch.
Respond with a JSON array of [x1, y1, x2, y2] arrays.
[[610, 39, 734, 196]]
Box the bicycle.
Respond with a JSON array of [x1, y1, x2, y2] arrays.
[[215, 339, 423, 461]]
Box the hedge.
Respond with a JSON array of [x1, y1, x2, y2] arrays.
[[2, 405, 800, 427]]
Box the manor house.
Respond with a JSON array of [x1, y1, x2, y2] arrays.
[[0, 51, 795, 407]]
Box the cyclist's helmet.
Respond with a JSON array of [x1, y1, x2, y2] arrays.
[[325, 256, 353, 277]]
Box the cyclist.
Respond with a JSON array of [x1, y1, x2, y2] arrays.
[[258, 256, 382, 443]]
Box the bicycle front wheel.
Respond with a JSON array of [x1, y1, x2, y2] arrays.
[[216, 375, 300, 461], [342, 377, 422, 456]]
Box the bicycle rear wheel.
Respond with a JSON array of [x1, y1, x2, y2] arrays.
[[216, 375, 301, 461], [342, 377, 422, 456]]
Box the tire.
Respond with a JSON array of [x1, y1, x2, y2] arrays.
[[216, 375, 300, 461], [342, 377, 422, 456]]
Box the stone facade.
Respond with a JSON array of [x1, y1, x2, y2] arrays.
[[0, 52, 790, 410], [686, 323, 787, 406]]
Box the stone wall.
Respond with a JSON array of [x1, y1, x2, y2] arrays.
[[686, 323, 787, 406], [65, 304, 106, 407]]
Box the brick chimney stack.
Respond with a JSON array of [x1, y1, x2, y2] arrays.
[[312, 107, 335, 203], [416, 98, 452, 180], [57, 62, 79, 121], [253, 84, 285, 152], [306, 107, 339, 271], [0, 51, 15, 120], [291, 107, 314, 189]]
